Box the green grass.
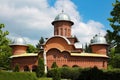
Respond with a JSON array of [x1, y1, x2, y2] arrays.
[[38, 78, 71, 80], [38, 77, 52, 80], [0, 72, 38, 80]]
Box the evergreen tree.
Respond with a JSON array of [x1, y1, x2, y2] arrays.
[[52, 68, 61, 80], [13, 64, 20, 72], [36, 57, 44, 77], [51, 62, 58, 68], [36, 37, 44, 52], [27, 44, 36, 53], [84, 43, 92, 53], [0, 24, 12, 70], [107, 0, 120, 53]]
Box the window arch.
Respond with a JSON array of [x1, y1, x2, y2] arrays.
[[32, 65, 37, 72], [62, 65, 68, 67], [72, 65, 79, 68], [24, 65, 30, 72]]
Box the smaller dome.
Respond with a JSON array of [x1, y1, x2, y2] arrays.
[[11, 37, 27, 46], [91, 34, 107, 45], [52, 12, 74, 25]]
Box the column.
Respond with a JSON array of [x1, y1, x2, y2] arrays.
[[43, 51, 47, 73]]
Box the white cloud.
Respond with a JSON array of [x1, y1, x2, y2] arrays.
[[0, 0, 106, 47]]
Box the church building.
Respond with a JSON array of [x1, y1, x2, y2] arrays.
[[10, 12, 109, 72]]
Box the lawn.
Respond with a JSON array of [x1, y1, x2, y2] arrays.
[[38, 77, 52, 80], [38, 78, 71, 80]]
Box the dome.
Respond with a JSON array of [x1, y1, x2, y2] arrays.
[[55, 13, 71, 21], [11, 37, 27, 46], [91, 34, 107, 45], [52, 12, 74, 25]]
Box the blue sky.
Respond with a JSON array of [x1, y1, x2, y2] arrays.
[[0, 0, 115, 46]]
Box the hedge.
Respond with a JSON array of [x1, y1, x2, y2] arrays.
[[47, 67, 120, 80], [0, 72, 38, 80]]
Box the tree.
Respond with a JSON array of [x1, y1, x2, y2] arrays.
[[84, 43, 92, 53], [13, 64, 20, 72], [27, 44, 36, 53], [0, 24, 12, 70], [51, 62, 58, 68], [36, 37, 44, 52], [52, 68, 61, 80], [36, 57, 44, 77], [107, 0, 120, 53]]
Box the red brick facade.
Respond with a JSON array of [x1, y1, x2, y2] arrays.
[[10, 45, 27, 55], [46, 48, 107, 69], [90, 44, 108, 55], [10, 12, 109, 72], [11, 56, 38, 71]]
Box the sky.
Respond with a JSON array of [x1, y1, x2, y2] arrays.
[[0, 0, 115, 47]]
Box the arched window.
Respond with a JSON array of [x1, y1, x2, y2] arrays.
[[102, 61, 105, 67], [62, 65, 68, 67], [32, 65, 37, 72], [72, 65, 79, 68], [24, 65, 30, 72]]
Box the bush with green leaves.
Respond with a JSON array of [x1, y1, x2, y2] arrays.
[[103, 69, 120, 80], [77, 67, 103, 80], [36, 58, 44, 77], [52, 68, 61, 80], [13, 64, 20, 72], [47, 67, 120, 80], [51, 62, 58, 68]]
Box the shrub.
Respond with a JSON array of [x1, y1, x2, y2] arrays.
[[52, 68, 61, 80], [47, 68, 54, 77], [47, 67, 80, 80], [70, 68, 81, 80], [13, 64, 20, 72], [103, 69, 120, 80], [60, 67, 72, 79], [77, 67, 103, 80], [47, 67, 120, 80], [36, 58, 44, 77], [51, 62, 58, 68]]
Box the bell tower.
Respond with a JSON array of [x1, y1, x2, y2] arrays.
[[52, 12, 74, 37]]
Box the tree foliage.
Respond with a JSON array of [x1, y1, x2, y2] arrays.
[[0, 24, 12, 70], [13, 64, 20, 72], [36, 37, 44, 52], [52, 68, 61, 80], [84, 43, 92, 53], [109, 54, 120, 68], [27, 44, 36, 53], [107, 0, 120, 53], [36, 57, 44, 77], [51, 62, 58, 68]]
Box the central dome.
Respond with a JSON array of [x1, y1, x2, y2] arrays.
[[55, 13, 71, 21], [52, 12, 74, 25]]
